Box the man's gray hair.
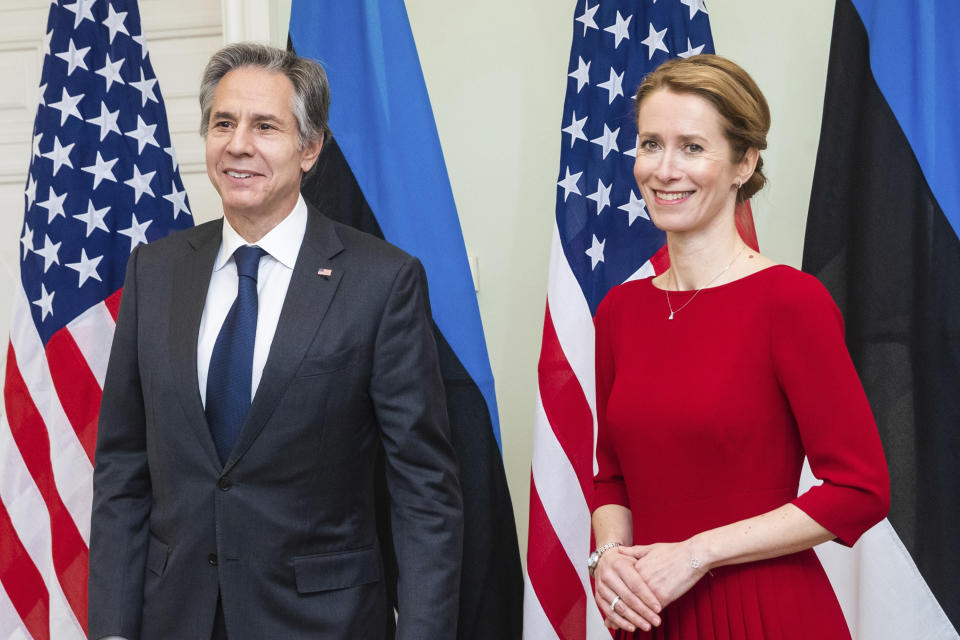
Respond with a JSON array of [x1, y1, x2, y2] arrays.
[[199, 42, 330, 149]]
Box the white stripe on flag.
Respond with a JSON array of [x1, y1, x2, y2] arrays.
[[0, 584, 31, 640], [544, 224, 599, 473], [799, 462, 959, 640], [9, 286, 93, 543], [531, 390, 608, 638], [0, 411, 86, 639], [66, 301, 116, 388]]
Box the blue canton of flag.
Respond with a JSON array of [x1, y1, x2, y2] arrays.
[[22, 0, 192, 345], [557, 0, 713, 315]]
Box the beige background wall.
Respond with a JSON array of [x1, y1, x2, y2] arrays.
[[0, 0, 836, 561]]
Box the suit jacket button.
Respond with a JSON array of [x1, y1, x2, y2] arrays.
[[208, 553, 218, 566], [217, 477, 232, 491]]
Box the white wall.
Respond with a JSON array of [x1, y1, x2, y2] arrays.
[[0, 0, 836, 562]]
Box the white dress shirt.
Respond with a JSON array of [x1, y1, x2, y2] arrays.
[[197, 195, 308, 405]]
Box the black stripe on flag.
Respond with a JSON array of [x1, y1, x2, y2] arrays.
[[299, 119, 525, 638], [804, 0, 960, 629]]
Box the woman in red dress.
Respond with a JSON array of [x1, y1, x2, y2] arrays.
[[589, 55, 889, 639]]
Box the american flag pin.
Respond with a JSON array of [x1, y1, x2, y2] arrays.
[[317, 267, 333, 277]]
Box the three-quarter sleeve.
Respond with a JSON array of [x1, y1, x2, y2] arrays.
[[771, 274, 890, 546], [592, 290, 630, 511]]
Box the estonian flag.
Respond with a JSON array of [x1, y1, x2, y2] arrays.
[[288, 1, 524, 638], [804, 0, 960, 636]]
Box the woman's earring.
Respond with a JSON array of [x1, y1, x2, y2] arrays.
[[736, 177, 743, 190]]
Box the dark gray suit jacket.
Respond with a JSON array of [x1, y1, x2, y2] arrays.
[[88, 206, 463, 639]]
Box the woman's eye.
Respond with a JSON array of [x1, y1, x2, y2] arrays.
[[640, 139, 659, 151], [685, 143, 703, 153]]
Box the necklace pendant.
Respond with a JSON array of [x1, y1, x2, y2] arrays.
[[668, 311, 674, 320]]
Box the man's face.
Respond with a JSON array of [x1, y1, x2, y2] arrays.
[[204, 66, 321, 224]]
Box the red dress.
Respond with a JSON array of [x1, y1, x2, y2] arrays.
[[593, 266, 889, 640]]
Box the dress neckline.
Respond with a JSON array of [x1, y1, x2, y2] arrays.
[[647, 264, 791, 295]]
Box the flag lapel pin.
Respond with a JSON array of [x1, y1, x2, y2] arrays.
[[317, 267, 333, 278]]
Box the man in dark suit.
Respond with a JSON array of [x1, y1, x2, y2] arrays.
[[88, 43, 463, 640]]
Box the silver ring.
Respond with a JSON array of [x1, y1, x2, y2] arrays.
[[610, 594, 622, 614]]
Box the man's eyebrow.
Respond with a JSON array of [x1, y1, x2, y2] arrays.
[[210, 110, 283, 123]]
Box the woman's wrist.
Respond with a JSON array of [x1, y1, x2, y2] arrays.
[[687, 532, 719, 571]]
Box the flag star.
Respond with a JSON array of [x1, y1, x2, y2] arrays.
[[618, 191, 649, 225], [38, 82, 48, 107], [35, 234, 62, 272], [641, 23, 669, 60], [102, 4, 129, 43], [32, 132, 44, 159], [575, 1, 599, 36], [48, 87, 84, 125], [557, 166, 583, 202], [132, 33, 148, 59], [624, 135, 639, 158], [66, 249, 104, 286], [55, 38, 91, 76], [591, 124, 620, 159], [164, 146, 179, 171], [124, 166, 156, 202], [597, 67, 624, 104], [42, 136, 75, 176], [64, 0, 96, 28], [562, 111, 589, 148], [87, 101, 121, 141], [118, 213, 153, 251], [73, 199, 111, 236], [604, 11, 632, 49], [568, 56, 591, 93], [43, 29, 53, 56], [130, 68, 158, 106], [81, 151, 119, 189], [680, 0, 709, 20], [25, 176, 37, 209], [20, 224, 34, 259], [163, 186, 191, 219], [37, 186, 68, 223], [96, 53, 126, 91], [32, 283, 55, 320], [585, 235, 605, 270], [123, 115, 159, 153], [586, 179, 612, 214], [678, 38, 706, 59]]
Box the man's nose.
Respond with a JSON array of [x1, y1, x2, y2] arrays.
[[225, 126, 253, 155]]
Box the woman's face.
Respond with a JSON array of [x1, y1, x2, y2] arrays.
[[633, 89, 751, 236]]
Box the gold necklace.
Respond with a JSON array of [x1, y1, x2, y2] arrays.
[[665, 244, 746, 320]]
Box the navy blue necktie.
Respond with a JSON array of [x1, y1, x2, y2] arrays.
[[206, 245, 266, 464]]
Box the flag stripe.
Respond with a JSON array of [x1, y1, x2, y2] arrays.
[[538, 307, 595, 499], [0, 495, 49, 640], [531, 391, 592, 579], [4, 344, 89, 633], [10, 289, 93, 544], [0, 411, 82, 639], [104, 289, 122, 323], [65, 300, 116, 388], [45, 330, 102, 462], [527, 474, 588, 640], [522, 568, 561, 640]]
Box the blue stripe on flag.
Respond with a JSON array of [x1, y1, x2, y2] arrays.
[[289, 0, 501, 445], [851, 0, 960, 239]]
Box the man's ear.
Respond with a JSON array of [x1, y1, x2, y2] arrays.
[[300, 134, 324, 173]]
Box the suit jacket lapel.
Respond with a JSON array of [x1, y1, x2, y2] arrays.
[[223, 208, 344, 473], [169, 220, 223, 469]]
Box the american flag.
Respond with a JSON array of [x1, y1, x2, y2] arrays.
[[523, 1, 716, 637], [0, 1, 191, 637]]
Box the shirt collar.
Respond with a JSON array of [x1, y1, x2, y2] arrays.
[[214, 195, 308, 271]]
